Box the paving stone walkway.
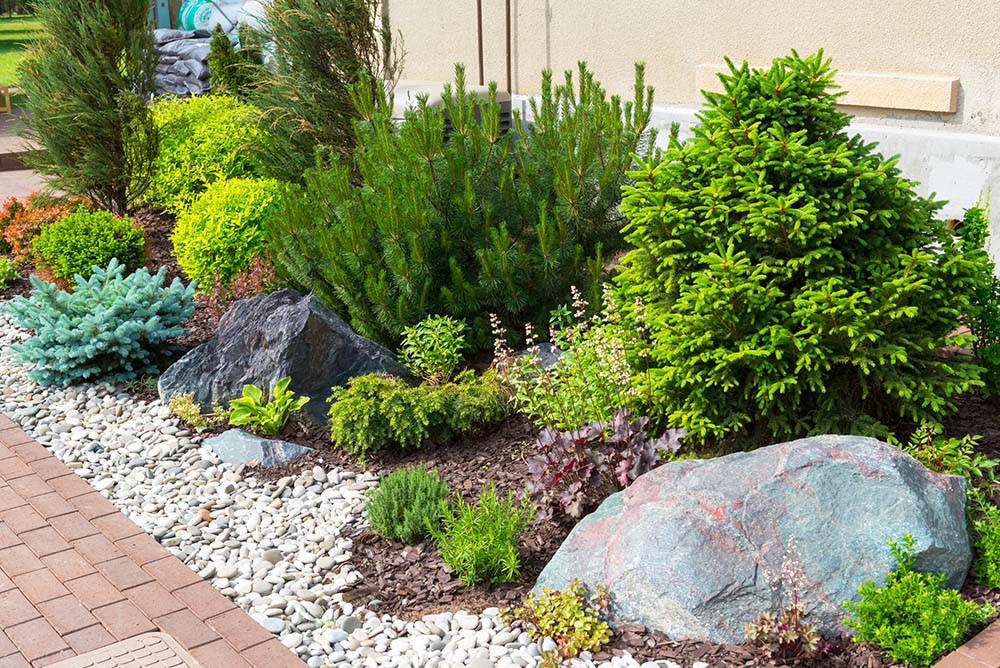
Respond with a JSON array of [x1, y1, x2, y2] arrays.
[[0, 413, 307, 668]]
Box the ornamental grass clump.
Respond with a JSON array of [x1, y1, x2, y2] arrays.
[[616, 50, 989, 444], [5, 259, 195, 385], [366, 466, 450, 543]]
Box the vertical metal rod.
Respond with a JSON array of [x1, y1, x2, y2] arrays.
[[476, 0, 485, 85], [505, 0, 512, 92]]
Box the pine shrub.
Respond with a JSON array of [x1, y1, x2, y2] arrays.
[[365, 466, 451, 543], [32, 209, 145, 282], [149, 94, 267, 213], [252, 0, 400, 181], [5, 260, 196, 385], [171, 178, 281, 290], [616, 50, 988, 444], [207, 24, 262, 99], [19, 0, 158, 214], [270, 63, 654, 348]]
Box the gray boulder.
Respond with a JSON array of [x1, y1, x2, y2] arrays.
[[535, 434, 971, 643], [159, 289, 406, 422], [205, 429, 313, 467]]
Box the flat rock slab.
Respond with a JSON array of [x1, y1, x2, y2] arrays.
[[48, 633, 202, 668], [536, 434, 972, 644], [205, 429, 313, 466]]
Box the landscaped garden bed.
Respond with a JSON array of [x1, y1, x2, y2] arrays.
[[4, 1, 1000, 666]]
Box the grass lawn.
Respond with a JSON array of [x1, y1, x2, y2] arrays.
[[0, 15, 39, 85]]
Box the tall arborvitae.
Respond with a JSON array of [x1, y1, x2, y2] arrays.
[[253, 0, 401, 182], [19, 0, 158, 215]]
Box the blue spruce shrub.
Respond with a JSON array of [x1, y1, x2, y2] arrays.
[[5, 259, 196, 385]]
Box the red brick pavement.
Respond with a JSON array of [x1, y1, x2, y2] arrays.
[[0, 413, 307, 668]]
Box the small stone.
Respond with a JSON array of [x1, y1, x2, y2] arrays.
[[262, 549, 282, 564], [339, 615, 362, 634]]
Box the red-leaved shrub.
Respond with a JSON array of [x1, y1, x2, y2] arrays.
[[200, 254, 278, 321]]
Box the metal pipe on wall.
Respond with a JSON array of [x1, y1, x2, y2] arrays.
[[505, 0, 512, 92], [476, 0, 485, 86]]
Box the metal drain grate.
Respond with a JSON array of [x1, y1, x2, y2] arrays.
[[48, 633, 203, 668]]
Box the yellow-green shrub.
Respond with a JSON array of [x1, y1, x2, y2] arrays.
[[171, 178, 280, 290], [149, 94, 266, 213]]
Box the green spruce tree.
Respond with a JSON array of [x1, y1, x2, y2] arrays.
[[19, 0, 158, 214], [617, 50, 987, 445]]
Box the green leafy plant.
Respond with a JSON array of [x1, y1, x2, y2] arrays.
[[959, 203, 1000, 393], [252, 0, 401, 181], [431, 483, 534, 586], [498, 286, 652, 431], [0, 256, 18, 289], [19, 0, 158, 214], [506, 580, 611, 668], [269, 62, 654, 348], [327, 371, 508, 460], [365, 466, 451, 543], [228, 376, 310, 435], [900, 424, 997, 491], [149, 94, 267, 213], [842, 535, 993, 666], [616, 50, 988, 445], [172, 177, 281, 290], [5, 259, 195, 385], [400, 315, 468, 384], [32, 208, 145, 282]]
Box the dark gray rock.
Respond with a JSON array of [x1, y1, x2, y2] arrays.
[[158, 289, 406, 422], [205, 429, 313, 467], [535, 434, 971, 643]]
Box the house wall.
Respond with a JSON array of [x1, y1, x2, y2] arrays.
[[390, 0, 1000, 252]]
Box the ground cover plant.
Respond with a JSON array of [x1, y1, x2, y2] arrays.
[[616, 49, 989, 445], [171, 177, 281, 290], [269, 63, 654, 348], [32, 208, 145, 282], [5, 259, 195, 385], [19, 0, 158, 214], [842, 535, 993, 666], [0, 256, 16, 288], [149, 94, 267, 213], [506, 580, 612, 668]]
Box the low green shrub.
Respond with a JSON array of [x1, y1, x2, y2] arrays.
[[432, 483, 534, 586], [32, 208, 145, 281], [400, 315, 468, 385], [149, 94, 266, 213], [5, 259, 195, 385], [171, 177, 280, 290], [327, 371, 508, 460], [366, 466, 450, 543], [616, 50, 987, 444], [842, 535, 993, 666], [0, 256, 18, 289], [506, 580, 611, 668], [228, 376, 310, 435], [973, 502, 1000, 588], [900, 424, 997, 491]]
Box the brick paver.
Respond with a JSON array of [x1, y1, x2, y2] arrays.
[[936, 619, 1000, 668], [0, 414, 306, 668]]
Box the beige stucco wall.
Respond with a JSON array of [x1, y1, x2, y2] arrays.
[[387, 0, 1000, 135]]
